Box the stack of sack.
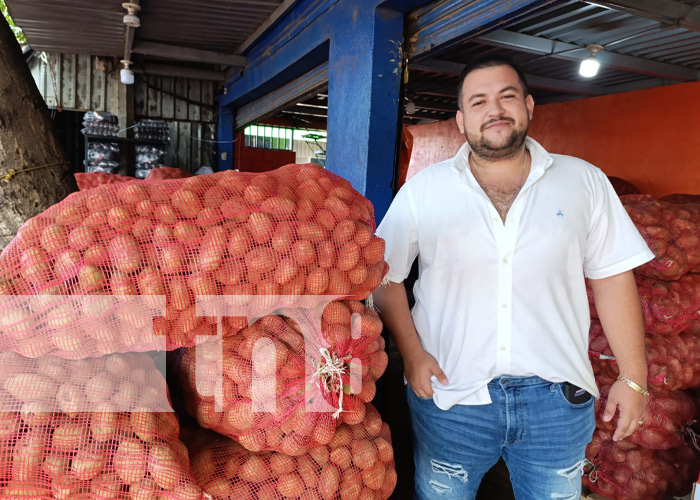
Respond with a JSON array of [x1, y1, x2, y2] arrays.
[[584, 194, 700, 500], [0, 163, 395, 498]]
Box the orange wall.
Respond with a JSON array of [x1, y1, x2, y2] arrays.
[[528, 81, 700, 197]]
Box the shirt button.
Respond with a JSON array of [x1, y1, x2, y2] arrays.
[[502, 258, 509, 264], [501, 303, 508, 308], [500, 345, 507, 351]]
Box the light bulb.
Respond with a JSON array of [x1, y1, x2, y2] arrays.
[[405, 101, 416, 115], [120, 68, 135, 84], [579, 55, 600, 77]]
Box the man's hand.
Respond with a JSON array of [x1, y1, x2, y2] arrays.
[[404, 348, 449, 398], [602, 379, 648, 441]]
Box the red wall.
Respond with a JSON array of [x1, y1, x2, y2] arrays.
[[528, 81, 700, 197], [234, 131, 296, 173]]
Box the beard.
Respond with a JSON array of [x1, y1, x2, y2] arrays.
[[466, 118, 529, 160]]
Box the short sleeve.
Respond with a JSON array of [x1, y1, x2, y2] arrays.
[[584, 171, 654, 279], [376, 184, 419, 283]]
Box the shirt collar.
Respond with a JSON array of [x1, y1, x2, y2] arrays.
[[451, 136, 554, 180]]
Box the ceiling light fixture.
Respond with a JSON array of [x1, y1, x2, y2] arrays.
[[122, 2, 141, 28], [120, 59, 135, 85], [579, 44, 603, 78]]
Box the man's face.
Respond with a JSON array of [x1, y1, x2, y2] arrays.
[[456, 65, 534, 160]]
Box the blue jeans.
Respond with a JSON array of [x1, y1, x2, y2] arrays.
[[407, 376, 595, 500]]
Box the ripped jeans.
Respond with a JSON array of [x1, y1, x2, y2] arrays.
[[407, 376, 595, 500]]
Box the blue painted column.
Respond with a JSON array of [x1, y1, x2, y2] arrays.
[[217, 105, 235, 171], [326, 3, 404, 223]]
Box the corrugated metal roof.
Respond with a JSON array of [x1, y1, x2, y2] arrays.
[[406, 0, 700, 121], [509, 1, 700, 68], [6, 0, 125, 57], [5, 0, 286, 57], [137, 0, 284, 54]]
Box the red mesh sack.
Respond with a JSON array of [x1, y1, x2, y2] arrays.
[[183, 403, 397, 500], [587, 274, 700, 335], [590, 323, 700, 390], [594, 376, 696, 450], [0, 351, 202, 499], [583, 429, 700, 500], [620, 194, 700, 280], [75, 172, 135, 191], [171, 300, 388, 455], [146, 167, 193, 181], [607, 176, 640, 196], [0, 164, 387, 358], [659, 193, 700, 205]]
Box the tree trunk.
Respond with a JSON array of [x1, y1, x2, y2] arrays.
[[0, 17, 77, 251]]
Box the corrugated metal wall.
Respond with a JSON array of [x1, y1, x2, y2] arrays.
[[136, 75, 218, 172], [165, 121, 217, 172], [28, 52, 219, 172], [30, 52, 118, 112], [293, 139, 325, 165]]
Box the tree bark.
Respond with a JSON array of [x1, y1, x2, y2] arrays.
[[0, 17, 77, 251]]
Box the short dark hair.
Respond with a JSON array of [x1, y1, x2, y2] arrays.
[[456, 55, 529, 109]]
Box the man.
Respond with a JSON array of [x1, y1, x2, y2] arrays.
[[373, 56, 653, 500]]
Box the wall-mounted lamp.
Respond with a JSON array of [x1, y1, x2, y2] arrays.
[[120, 59, 135, 85], [122, 2, 141, 28], [579, 44, 603, 78]]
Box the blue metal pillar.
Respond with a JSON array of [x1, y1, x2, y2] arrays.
[[217, 105, 234, 171], [326, 3, 404, 223]]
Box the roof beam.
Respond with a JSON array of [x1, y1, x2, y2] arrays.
[[586, 0, 700, 33], [132, 41, 246, 68], [410, 59, 606, 96], [476, 29, 699, 81], [136, 63, 225, 81]]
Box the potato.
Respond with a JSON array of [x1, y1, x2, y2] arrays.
[[131, 410, 158, 442], [351, 440, 378, 470], [57, 382, 87, 413], [0, 306, 35, 338], [318, 463, 341, 498], [330, 446, 352, 470], [4, 373, 57, 401], [72, 446, 106, 480], [42, 453, 70, 479], [128, 478, 161, 500], [200, 227, 229, 271], [108, 234, 142, 273], [269, 454, 297, 477], [85, 373, 116, 403], [68, 225, 95, 250], [40, 223, 68, 254], [154, 203, 178, 224], [53, 249, 80, 278], [108, 206, 133, 233], [91, 472, 122, 500], [114, 438, 148, 484], [172, 189, 203, 218], [149, 444, 184, 489], [52, 423, 89, 451], [174, 221, 202, 246], [278, 472, 305, 498], [90, 404, 118, 442], [20, 246, 51, 285], [248, 212, 275, 244]]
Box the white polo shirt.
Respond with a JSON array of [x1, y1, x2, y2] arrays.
[[376, 137, 653, 409]]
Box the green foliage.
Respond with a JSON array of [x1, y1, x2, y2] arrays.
[[1, 0, 27, 45]]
